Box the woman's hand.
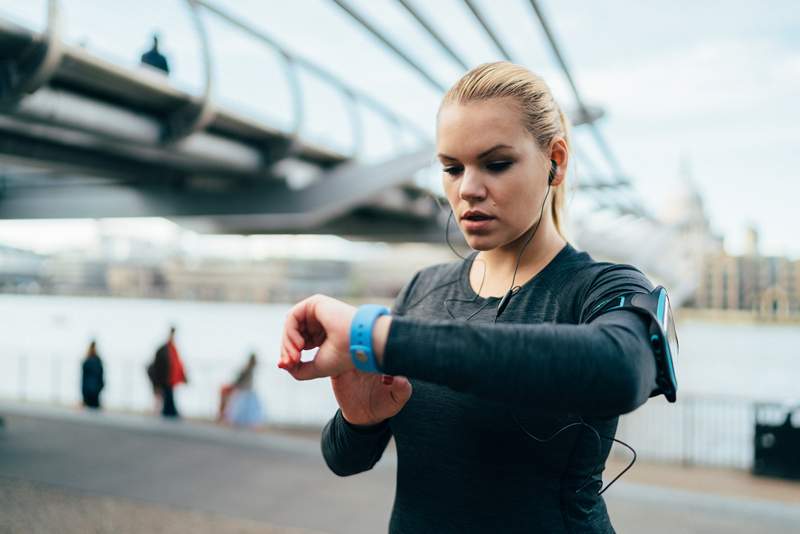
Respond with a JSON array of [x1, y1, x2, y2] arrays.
[[332, 371, 412, 426], [278, 294, 356, 380], [278, 294, 392, 379], [278, 294, 411, 425]]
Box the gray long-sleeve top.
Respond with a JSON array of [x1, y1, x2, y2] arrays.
[[321, 243, 659, 533]]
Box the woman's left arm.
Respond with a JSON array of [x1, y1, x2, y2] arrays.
[[279, 266, 659, 418], [279, 301, 657, 418], [374, 309, 657, 417]]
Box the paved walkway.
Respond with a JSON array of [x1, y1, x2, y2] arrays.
[[1, 401, 799, 533]]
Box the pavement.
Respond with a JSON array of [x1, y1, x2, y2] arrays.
[[1, 400, 799, 534]]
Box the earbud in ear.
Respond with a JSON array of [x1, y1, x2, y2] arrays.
[[548, 159, 558, 185]]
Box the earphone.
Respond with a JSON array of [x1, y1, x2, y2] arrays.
[[433, 160, 555, 319], [401, 157, 637, 494], [495, 159, 556, 319]]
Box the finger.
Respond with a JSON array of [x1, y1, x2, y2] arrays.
[[286, 360, 322, 381], [279, 327, 298, 367], [281, 298, 314, 367], [287, 297, 325, 364], [388, 375, 412, 405], [278, 340, 298, 370], [287, 327, 305, 353], [278, 340, 288, 369], [283, 304, 307, 366]]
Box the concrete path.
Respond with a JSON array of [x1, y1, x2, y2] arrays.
[[1, 401, 799, 533]]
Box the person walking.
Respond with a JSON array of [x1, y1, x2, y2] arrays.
[[140, 33, 170, 74], [81, 339, 104, 409], [148, 326, 187, 418]]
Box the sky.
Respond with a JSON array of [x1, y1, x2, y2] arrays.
[[0, 0, 797, 257]]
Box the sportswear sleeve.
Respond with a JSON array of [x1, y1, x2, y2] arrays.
[[381, 265, 660, 417], [319, 272, 422, 476], [320, 409, 393, 476]]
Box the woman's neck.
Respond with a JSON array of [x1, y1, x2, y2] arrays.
[[473, 219, 566, 296]]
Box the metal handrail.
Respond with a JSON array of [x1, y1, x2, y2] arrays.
[[194, 0, 429, 149], [395, 0, 469, 71], [527, 0, 625, 180], [0, 0, 63, 107], [462, 0, 512, 61], [330, 0, 445, 93], [161, 0, 217, 143]]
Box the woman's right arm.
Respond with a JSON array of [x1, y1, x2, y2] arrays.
[[319, 272, 421, 476], [321, 409, 392, 476]]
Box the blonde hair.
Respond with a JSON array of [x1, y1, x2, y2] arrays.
[[439, 61, 570, 236]]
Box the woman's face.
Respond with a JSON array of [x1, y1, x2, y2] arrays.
[[437, 98, 556, 252]]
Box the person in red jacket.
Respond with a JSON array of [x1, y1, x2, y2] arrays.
[[147, 326, 187, 418]]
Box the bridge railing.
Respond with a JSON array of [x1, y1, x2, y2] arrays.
[[191, 0, 428, 158], [0, 0, 429, 164], [2, 351, 788, 471], [614, 395, 755, 470]]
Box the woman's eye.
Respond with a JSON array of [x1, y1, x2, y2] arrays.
[[486, 161, 513, 173], [443, 166, 463, 176]]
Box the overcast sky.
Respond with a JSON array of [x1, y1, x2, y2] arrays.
[[0, 0, 797, 257]]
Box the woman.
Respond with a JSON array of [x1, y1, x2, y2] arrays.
[[279, 62, 661, 533], [222, 353, 264, 427], [81, 339, 104, 409]]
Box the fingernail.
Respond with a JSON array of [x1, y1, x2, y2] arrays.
[[381, 375, 393, 385]]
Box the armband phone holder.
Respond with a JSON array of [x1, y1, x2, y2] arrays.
[[584, 286, 679, 403]]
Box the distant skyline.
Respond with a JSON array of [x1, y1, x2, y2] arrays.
[[0, 0, 797, 257], [0, 218, 389, 261]]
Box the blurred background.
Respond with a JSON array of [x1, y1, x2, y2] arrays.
[[0, 1, 798, 533]]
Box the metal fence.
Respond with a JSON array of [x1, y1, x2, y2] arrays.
[[2, 351, 791, 471], [1, 351, 338, 426], [614, 395, 757, 470]]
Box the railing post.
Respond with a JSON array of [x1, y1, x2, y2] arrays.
[[682, 397, 693, 467]]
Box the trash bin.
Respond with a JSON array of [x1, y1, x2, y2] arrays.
[[753, 403, 800, 481]]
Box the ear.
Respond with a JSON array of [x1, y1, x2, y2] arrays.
[[548, 138, 568, 187]]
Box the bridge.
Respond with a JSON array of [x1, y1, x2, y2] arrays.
[[0, 0, 698, 300]]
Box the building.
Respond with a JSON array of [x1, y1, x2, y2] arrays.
[[162, 257, 352, 303], [692, 228, 800, 318]]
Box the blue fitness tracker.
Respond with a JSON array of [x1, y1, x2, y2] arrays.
[[583, 286, 679, 403], [350, 304, 390, 373]]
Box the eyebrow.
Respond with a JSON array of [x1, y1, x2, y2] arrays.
[[438, 144, 513, 161]]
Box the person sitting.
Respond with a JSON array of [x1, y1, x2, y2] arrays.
[[222, 353, 264, 428]]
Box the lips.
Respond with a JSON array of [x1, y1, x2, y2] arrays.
[[461, 210, 495, 221], [460, 209, 496, 232]]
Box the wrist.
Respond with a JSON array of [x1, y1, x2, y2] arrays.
[[372, 315, 392, 369], [339, 409, 388, 432], [349, 305, 390, 373]]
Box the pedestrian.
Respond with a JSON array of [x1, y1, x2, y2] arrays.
[[81, 339, 104, 409], [140, 32, 170, 74], [147, 326, 187, 418], [222, 353, 264, 428]]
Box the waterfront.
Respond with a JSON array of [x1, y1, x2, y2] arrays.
[[1, 294, 799, 426]]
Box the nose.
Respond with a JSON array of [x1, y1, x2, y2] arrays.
[[459, 168, 487, 203]]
